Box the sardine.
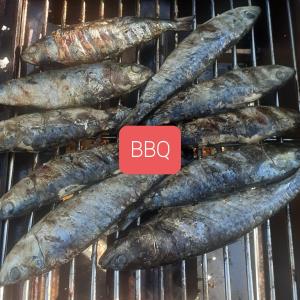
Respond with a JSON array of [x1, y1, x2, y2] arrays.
[[121, 6, 261, 126], [0, 106, 129, 152], [180, 106, 300, 146], [0, 62, 153, 109], [146, 65, 295, 125], [0, 173, 166, 285], [100, 167, 300, 270], [0, 144, 119, 219], [22, 17, 193, 66], [119, 144, 300, 229]]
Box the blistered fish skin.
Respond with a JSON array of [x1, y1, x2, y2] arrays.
[[146, 65, 295, 125], [101, 167, 300, 270], [0, 106, 129, 152], [0, 144, 119, 220], [119, 144, 300, 228], [180, 106, 300, 146], [0, 173, 165, 285], [121, 6, 261, 126], [0, 62, 152, 109], [22, 17, 193, 66]]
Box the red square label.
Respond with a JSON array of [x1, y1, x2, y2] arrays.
[[119, 126, 181, 174]]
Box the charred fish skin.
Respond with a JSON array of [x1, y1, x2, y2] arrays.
[[22, 16, 193, 66], [146, 65, 295, 125], [0, 106, 130, 152], [121, 6, 261, 126], [0, 173, 165, 285], [0, 144, 119, 220], [120, 144, 300, 228], [180, 106, 300, 146], [101, 167, 300, 270], [0, 62, 153, 109]]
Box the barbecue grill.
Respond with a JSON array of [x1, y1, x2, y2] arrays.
[[0, 0, 300, 299]]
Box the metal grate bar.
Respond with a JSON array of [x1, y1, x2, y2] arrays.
[[0, 0, 29, 298], [211, 2, 233, 300], [113, 232, 120, 300], [202, 253, 209, 300], [135, 2, 142, 299], [22, 153, 39, 300], [247, 1, 262, 298], [61, 0, 68, 28], [80, 0, 86, 23], [90, 241, 98, 300], [285, 1, 299, 299], [99, 0, 105, 19], [264, 1, 298, 299], [223, 246, 232, 300]]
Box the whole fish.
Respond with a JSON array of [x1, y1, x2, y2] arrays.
[[180, 106, 300, 146], [100, 168, 300, 270], [0, 62, 152, 109], [0, 173, 166, 285], [0, 106, 129, 152], [119, 144, 300, 229], [22, 16, 193, 66], [121, 6, 261, 126], [0, 144, 119, 220], [146, 65, 295, 125]]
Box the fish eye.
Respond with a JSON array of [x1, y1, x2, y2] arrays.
[[244, 10, 256, 19], [115, 254, 127, 267], [275, 70, 287, 80], [131, 66, 142, 73], [10, 267, 21, 281], [1, 202, 14, 216], [26, 46, 37, 54]]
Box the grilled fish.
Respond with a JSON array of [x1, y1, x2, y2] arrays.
[[119, 144, 300, 229], [180, 106, 300, 146], [22, 16, 193, 66], [100, 168, 300, 270], [0, 144, 119, 219], [0, 107, 129, 152], [0, 173, 166, 285], [121, 6, 261, 126], [0, 62, 152, 109], [146, 65, 295, 125]]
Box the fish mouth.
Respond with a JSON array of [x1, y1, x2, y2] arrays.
[[0, 201, 14, 220], [99, 249, 128, 270], [21, 47, 36, 64], [242, 6, 261, 20]]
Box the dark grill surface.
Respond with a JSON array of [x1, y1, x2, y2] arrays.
[[0, 0, 300, 299]]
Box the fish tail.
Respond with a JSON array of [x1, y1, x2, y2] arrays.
[[174, 16, 195, 31]]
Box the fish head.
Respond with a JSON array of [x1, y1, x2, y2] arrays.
[[0, 233, 45, 285], [264, 65, 295, 86], [0, 178, 36, 220], [22, 37, 58, 65], [112, 63, 153, 93], [224, 6, 261, 33], [100, 229, 158, 270]]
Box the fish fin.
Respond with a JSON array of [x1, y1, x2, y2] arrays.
[[174, 16, 195, 31]]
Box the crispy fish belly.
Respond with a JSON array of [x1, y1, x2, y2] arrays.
[[101, 167, 300, 270], [121, 6, 261, 126], [119, 144, 300, 227], [0, 107, 129, 152], [0, 173, 165, 285], [22, 16, 193, 65], [180, 106, 300, 146], [146, 65, 295, 125], [0, 62, 152, 109], [0, 144, 119, 220]]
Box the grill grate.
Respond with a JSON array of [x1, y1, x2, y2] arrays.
[[0, 0, 300, 299]]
